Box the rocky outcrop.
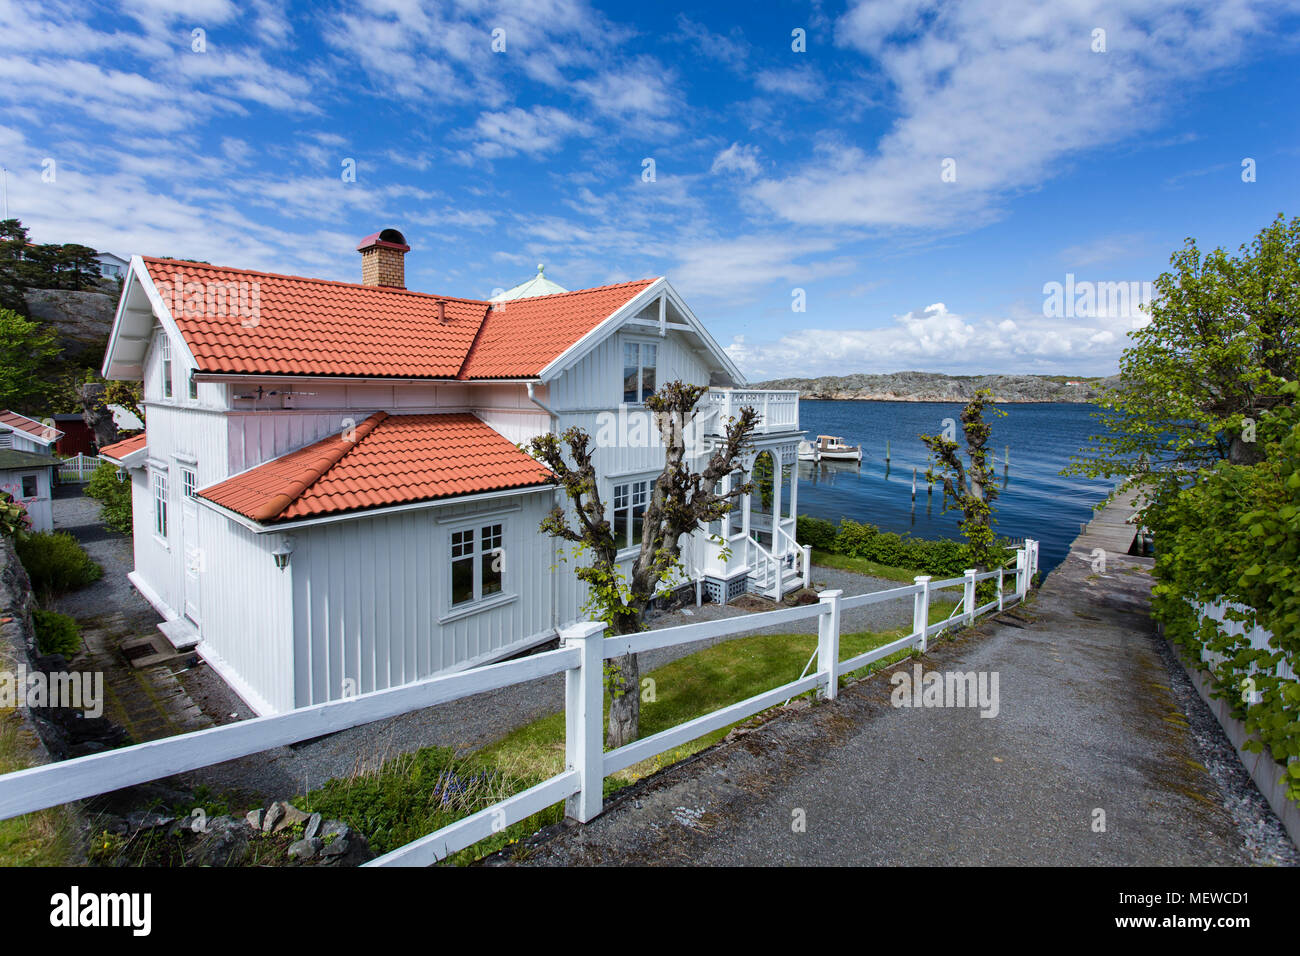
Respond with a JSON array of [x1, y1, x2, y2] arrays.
[[22, 286, 118, 362], [754, 370, 1123, 403]]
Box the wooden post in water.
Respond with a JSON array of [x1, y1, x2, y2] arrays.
[[911, 467, 917, 501], [885, 439, 891, 463]]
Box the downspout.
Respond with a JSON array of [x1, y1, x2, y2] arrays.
[[527, 382, 563, 634]]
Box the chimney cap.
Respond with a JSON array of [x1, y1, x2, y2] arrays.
[[357, 228, 410, 253]]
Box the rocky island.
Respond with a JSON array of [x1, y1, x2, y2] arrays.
[[753, 370, 1121, 403]]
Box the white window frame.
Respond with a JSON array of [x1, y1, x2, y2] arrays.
[[159, 332, 173, 400], [20, 474, 38, 499], [151, 469, 169, 544], [611, 474, 655, 555], [621, 338, 658, 406], [181, 467, 197, 499], [442, 519, 512, 621], [187, 370, 198, 402]]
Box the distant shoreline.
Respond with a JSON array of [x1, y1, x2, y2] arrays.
[[752, 371, 1120, 405]]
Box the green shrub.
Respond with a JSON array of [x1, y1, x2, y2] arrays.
[[32, 608, 81, 657], [85, 460, 133, 535], [833, 518, 880, 556], [794, 515, 838, 551], [15, 531, 102, 600]]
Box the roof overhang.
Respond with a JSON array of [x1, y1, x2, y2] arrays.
[[101, 256, 199, 381], [101, 445, 148, 469]]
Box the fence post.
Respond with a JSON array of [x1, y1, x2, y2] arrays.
[[1029, 539, 1039, 584], [816, 589, 842, 699], [997, 565, 1004, 611], [561, 621, 606, 823], [801, 544, 811, 590], [913, 575, 931, 652], [963, 568, 977, 624], [1015, 549, 1027, 599]]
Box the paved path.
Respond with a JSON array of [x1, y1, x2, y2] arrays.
[[513, 501, 1298, 866]]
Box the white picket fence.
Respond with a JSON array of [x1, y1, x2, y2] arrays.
[[0, 540, 1039, 866], [57, 453, 102, 483]]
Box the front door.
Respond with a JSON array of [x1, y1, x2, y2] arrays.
[[180, 467, 202, 625]]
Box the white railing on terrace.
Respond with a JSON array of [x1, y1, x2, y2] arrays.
[[0, 540, 1038, 867], [703, 388, 800, 434]]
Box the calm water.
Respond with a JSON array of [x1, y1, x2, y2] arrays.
[[794, 400, 1118, 576]]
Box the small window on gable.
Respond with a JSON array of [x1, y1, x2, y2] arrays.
[[622, 341, 657, 404], [0, 431, 11, 448], [159, 333, 173, 399]]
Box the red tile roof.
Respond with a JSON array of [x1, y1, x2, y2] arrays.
[[0, 410, 62, 443], [140, 258, 655, 380], [199, 413, 554, 523], [98, 432, 147, 462]]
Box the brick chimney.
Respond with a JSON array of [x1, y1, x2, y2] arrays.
[[357, 228, 409, 288]]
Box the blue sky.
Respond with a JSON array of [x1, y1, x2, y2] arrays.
[[2, 0, 1297, 379]]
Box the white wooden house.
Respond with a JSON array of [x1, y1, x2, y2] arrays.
[[0, 411, 63, 532], [99, 229, 805, 715]]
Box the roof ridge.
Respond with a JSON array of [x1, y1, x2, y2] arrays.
[[141, 257, 493, 305], [251, 411, 387, 521]]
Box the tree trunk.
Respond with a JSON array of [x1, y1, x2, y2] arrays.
[[605, 650, 641, 750]]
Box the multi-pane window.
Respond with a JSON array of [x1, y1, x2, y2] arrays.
[[159, 334, 173, 399], [152, 471, 168, 538], [613, 479, 650, 550], [450, 523, 505, 608], [622, 341, 657, 404], [182, 468, 197, 499], [21, 475, 37, 498]]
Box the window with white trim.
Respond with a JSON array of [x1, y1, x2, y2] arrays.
[[188, 372, 198, 401], [181, 468, 197, 499], [159, 333, 173, 399], [450, 522, 506, 608], [152, 471, 169, 538], [21, 475, 37, 498], [622, 340, 657, 404], [613, 478, 651, 551]]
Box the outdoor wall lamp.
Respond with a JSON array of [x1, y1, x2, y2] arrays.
[[272, 535, 295, 570]]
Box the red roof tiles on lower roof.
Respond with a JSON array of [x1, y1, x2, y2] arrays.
[[140, 258, 656, 380], [198, 413, 554, 523], [98, 432, 147, 462]]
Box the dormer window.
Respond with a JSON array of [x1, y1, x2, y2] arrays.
[[623, 341, 657, 405]]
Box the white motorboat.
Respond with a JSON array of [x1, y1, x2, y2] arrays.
[[814, 434, 862, 462], [798, 440, 820, 462]]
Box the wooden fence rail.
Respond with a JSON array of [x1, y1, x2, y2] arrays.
[[0, 539, 1039, 867]]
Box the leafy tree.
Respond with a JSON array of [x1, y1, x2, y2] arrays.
[[526, 381, 757, 748], [920, 389, 1005, 572], [1069, 213, 1300, 487], [0, 307, 61, 412], [58, 244, 101, 291], [86, 460, 133, 535]]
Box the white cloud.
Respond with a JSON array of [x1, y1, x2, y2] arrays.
[[727, 301, 1148, 379], [711, 142, 761, 178], [751, 0, 1299, 229]]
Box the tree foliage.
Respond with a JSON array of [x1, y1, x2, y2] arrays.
[[0, 307, 62, 412], [920, 389, 1005, 572], [1069, 213, 1300, 485], [525, 380, 757, 748]]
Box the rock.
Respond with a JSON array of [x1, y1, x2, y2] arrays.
[[22, 287, 117, 362], [271, 802, 312, 833], [753, 371, 1119, 404], [190, 816, 252, 867], [261, 802, 285, 833], [304, 813, 323, 840], [245, 808, 265, 830], [125, 810, 175, 831], [287, 837, 323, 862]]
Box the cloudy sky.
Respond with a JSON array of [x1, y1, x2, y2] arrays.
[[2, 0, 1297, 379]]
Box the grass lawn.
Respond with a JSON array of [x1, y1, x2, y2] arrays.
[[0, 708, 77, 866], [810, 549, 921, 584], [296, 596, 959, 866]]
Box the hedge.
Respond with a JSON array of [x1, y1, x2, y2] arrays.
[[795, 515, 1009, 579]]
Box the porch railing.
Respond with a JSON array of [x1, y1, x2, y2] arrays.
[[703, 388, 800, 434]]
